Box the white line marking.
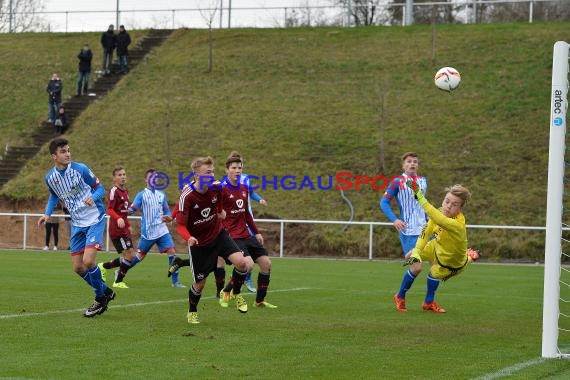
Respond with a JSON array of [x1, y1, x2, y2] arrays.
[[471, 357, 546, 380], [0, 287, 311, 320]]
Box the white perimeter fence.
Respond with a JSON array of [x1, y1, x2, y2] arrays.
[[0, 212, 549, 259], [2, 0, 567, 33]]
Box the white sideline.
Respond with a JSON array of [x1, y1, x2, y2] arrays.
[[471, 357, 546, 380], [0, 287, 311, 320]]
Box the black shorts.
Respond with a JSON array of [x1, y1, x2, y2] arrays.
[[234, 237, 267, 262], [111, 236, 134, 254], [190, 229, 242, 282]]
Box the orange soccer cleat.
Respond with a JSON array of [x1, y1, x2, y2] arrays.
[[393, 293, 407, 312], [422, 301, 446, 313]]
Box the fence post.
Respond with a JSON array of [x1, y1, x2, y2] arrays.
[[529, 0, 534, 24], [23, 214, 27, 250], [369, 223, 373, 260], [279, 220, 284, 258]]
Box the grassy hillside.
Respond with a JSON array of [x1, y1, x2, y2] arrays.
[[1, 23, 566, 259], [0, 30, 146, 149]]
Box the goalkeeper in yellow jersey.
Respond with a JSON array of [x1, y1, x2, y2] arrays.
[[393, 180, 479, 313]]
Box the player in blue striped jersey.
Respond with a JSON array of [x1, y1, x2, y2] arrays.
[[379, 152, 429, 312], [128, 169, 184, 288], [38, 138, 115, 317]]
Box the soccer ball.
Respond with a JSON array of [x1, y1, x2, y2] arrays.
[[434, 67, 461, 92]]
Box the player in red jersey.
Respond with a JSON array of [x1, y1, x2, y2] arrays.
[[97, 166, 135, 288], [171, 156, 253, 324], [218, 154, 276, 309]]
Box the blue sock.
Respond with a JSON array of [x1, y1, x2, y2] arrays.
[[87, 265, 107, 297], [168, 255, 179, 284], [425, 274, 441, 303], [131, 254, 141, 268], [81, 271, 96, 290], [397, 269, 416, 299], [245, 271, 252, 282]]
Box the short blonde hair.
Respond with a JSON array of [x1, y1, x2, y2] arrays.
[[445, 184, 471, 206], [191, 156, 214, 172]]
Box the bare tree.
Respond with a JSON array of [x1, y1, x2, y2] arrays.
[[334, 0, 383, 26], [0, 0, 48, 32], [481, 0, 570, 23], [198, 0, 219, 73]]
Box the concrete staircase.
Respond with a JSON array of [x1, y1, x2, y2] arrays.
[[0, 29, 174, 188]]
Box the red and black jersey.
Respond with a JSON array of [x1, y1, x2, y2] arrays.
[[176, 182, 223, 246], [221, 184, 259, 239], [107, 186, 131, 239]]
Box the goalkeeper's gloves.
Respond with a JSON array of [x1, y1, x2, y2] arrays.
[[467, 248, 480, 262], [403, 248, 422, 266], [406, 179, 427, 205]]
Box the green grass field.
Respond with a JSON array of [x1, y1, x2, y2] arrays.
[[1, 249, 569, 379]]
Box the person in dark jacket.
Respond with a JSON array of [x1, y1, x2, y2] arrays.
[[54, 106, 69, 134], [100, 24, 116, 75], [116, 25, 132, 74], [46, 73, 62, 123], [77, 44, 93, 96]]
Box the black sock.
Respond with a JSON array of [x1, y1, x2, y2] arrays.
[[188, 285, 202, 312], [231, 268, 247, 295], [256, 272, 271, 303], [214, 267, 226, 294], [116, 258, 132, 282]]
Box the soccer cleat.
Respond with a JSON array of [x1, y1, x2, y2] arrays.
[[423, 301, 446, 313], [254, 301, 278, 309], [187, 312, 200, 324], [171, 282, 186, 288], [84, 298, 105, 317], [168, 256, 183, 278], [98, 263, 107, 283], [105, 288, 116, 303], [393, 293, 407, 312], [235, 294, 248, 313], [219, 289, 230, 308], [53, 246, 58, 251], [43, 246, 49, 251], [113, 281, 129, 289], [245, 279, 257, 293]]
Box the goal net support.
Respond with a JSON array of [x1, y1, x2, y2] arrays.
[[543, 41, 570, 358]]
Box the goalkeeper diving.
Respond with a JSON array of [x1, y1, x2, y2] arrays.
[[394, 180, 480, 313]]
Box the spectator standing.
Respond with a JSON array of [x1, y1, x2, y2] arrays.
[[43, 215, 60, 251], [54, 106, 68, 134], [100, 24, 116, 75], [116, 25, 131, 74], [46, 73, 62, 123], [77, 44, 93, 96]]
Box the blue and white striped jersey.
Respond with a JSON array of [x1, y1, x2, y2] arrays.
[[380, 173, 428, 236], [131, 188, 171, 240], [44, 162, 105, 227]]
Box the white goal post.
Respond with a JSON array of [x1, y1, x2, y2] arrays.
[[543, 41, 570, 358]]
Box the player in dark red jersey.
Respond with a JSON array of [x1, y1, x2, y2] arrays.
[[97, 166, 135, 288], [172, 156, 253, 324], [219, 154, 277, 309]]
